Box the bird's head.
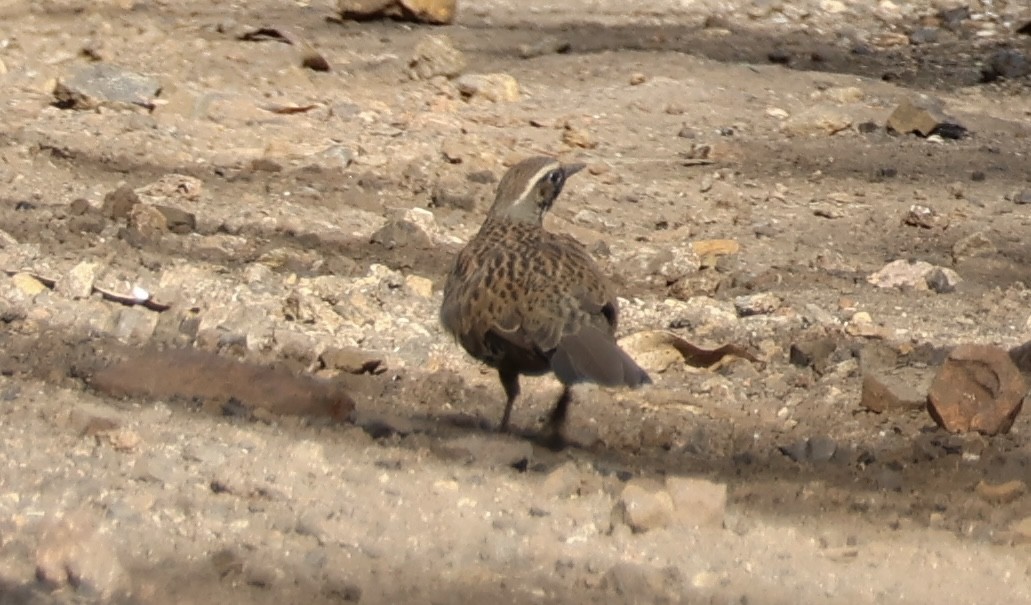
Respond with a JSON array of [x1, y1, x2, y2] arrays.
[[486, 156, 585, 224]]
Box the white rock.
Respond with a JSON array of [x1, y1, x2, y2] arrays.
[[613, 479, 674, 533], [58, 261, 101, 299], [733, 292, 782, 317], [403, 207, 439, 238], [820, 0, 848, 13], [665, 476, 727, 528], [867, 259, 935, 290], [782, 107, 853, 136], [11, 272, 47, 296], [456, 73, 520, 102], [405, 275, 434, 298], [409, 34, 466, 80], [867, 259, 959, 293], [820, 86, 865, 104]]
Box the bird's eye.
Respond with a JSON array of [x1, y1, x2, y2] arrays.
[[547, 170, 563, 185]]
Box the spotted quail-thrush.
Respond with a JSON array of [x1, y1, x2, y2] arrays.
[[440, 156, 650, 446]]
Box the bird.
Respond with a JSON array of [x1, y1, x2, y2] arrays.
[[440, 155, 651, 448]]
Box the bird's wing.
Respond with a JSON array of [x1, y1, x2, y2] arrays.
[[517, 235, 618, 344], [441, 246, 544, 364], [518, 240, 648, 387]]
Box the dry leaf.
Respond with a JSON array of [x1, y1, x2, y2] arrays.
[[619, 330, 760, 374], [238, 27, 331, 72], [262, 104, 319, 115]]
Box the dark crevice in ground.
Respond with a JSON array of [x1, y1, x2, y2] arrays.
[[454, 20, 1029, 92]]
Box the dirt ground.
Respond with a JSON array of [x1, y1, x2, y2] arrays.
[[2, 0, 1031, 603]]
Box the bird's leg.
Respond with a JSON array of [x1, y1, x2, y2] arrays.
[[542, 386, 573, 450], [498, 366, 520, 432]]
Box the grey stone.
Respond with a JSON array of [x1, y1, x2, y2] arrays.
[[1013, 189, 1031, 205], [926, 267, 961, 293], [789, 338, 837, 373], [154, 205, 197, 234], [908, 27, 941, 44], [780, 436, 838, 463], [102, 185, 140, 219], [314, 144, 355, 170], [127, 204, 169, 242], [539, 461, 584, 498], [430, 175, 478, 211], [113, 306, 159, 344], [320, 347, 384, 374], [518, 36, 571, 58], [938, 5, 970, 29], [859, 369, 929, 413], [455, 73, 520, 102], [808, 435, 838, 462], [612, 479, 674, 533], [952, 231, 996, 261], [867, 259, 961, 293], [903, 204, 946, 229], [627, 246, 701, 284], [733, 292, 782, 317], [665, 476, 727, 528], [985, 49, 1030, 81], [53, 63, 160, 110], [408, 34, 465, 80], [370, 219, 432, 249]]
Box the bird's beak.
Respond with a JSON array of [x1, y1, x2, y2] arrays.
[[561, 162, 586, 178]]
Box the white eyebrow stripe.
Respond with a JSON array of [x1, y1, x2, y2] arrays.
[[512, 162, 559, 204]]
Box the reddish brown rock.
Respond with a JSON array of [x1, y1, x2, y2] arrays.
[[975, 479, 1026, 504], [927, 344, 1027, 435], [91, 348, 355, 422]]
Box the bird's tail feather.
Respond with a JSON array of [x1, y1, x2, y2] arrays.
[[550, 326, 651, 388]]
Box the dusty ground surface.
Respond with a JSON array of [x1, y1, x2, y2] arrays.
[[3, 0, 1031, 603]]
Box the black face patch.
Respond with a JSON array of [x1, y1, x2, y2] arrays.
[[536, 170, 565, 208]]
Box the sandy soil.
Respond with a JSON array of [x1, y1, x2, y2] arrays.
[[2, 0, 1031, 603]]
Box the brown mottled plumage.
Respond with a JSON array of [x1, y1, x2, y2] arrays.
[[440, 156, 650, 447]]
